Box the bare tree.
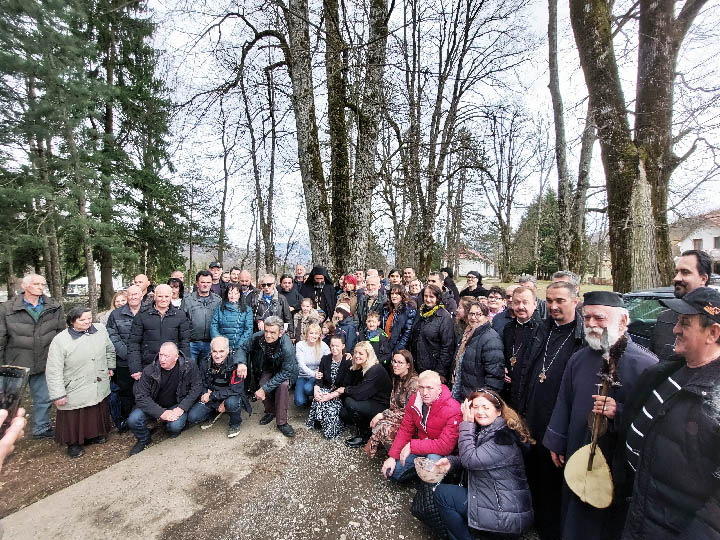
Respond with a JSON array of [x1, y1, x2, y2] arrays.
[[569, 0, 711, 291]]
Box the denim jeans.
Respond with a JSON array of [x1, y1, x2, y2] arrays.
[[188, 395, 243, 427], [128, 406, 187, 443], [189, 341, 211, 365], [390, 452, 442, 482], [293, 377, 315, 407], [29, 373, 53, 435], [434, 484, 473, 540]]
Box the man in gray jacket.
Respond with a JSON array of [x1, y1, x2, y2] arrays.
[[181, 270, 221, 364], [0, 274, 65, 439]]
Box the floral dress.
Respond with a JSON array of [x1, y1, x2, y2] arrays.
[[306, 360, 344, 439], [364, 374, 419, 457]]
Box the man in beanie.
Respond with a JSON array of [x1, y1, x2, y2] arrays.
[[333, 302, 358, 354], [621, 287, 720, 539], [543, 291, 658, 540]]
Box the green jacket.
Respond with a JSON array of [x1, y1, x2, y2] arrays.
[[0, 294, 66, 374], [45, 324, 116, 410]]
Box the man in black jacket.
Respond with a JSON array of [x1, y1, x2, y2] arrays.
[[518, 281, 584, 540], [253, 274, 294, 335], [620, 287, 720, 540], [300, 266, 336, 319], [356, 275, 387, 336], [187, 336, 251, 438], [128, 342, 202, 455], [107, 285, 144, 428], [650, 249, 710, 361], [503, 286, 542, 408], [127, 284, 191, 381]]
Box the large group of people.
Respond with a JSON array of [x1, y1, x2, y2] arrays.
[[0, 250, 719, 540]]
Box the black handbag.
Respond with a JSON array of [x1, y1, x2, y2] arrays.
[[410, 482, 449, 540]]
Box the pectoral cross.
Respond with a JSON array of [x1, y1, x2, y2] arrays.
[[510, 355, 517, 367], [538, 370, 547, 383]]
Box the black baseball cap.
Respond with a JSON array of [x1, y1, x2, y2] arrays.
[[659, 286, 720, 324], [209, 261, 222, 269]]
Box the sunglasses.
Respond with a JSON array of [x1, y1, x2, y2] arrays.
[[261, 283, 274, 287]]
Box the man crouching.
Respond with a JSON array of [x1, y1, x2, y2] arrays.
[[188, 336, 252, 438], [128, 341, 203, 455]]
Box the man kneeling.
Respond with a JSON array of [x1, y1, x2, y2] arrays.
[[188, 336, 252, 438], [128, 342, 202, 455], [382, 370, 461, 482]]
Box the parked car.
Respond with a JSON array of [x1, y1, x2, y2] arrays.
[[623, 287, 675, 349]]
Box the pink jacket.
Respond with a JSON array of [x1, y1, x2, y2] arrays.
[[389, 384, 461, 459]]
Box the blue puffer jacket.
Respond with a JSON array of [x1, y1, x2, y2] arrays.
[[381, 303, 416, 353], [210, 302, 253, 350], [446, 418, 533, 536]]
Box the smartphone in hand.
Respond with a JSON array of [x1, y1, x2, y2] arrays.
[[0, 365, 30, 437]]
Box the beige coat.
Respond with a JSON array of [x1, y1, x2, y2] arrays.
[[45, 324, 116, 411]]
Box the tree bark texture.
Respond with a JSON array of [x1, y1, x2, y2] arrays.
[[346, 0, 390, 270], [569, 0, 708, 291], [284, 0, 332, 270]]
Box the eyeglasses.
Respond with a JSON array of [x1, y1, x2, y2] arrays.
[[261, 283, 274, 287]]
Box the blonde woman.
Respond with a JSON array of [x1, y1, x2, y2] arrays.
[[95, 290, 128, 324], [294, 323, 330, 406], [335, 341, 392, 448]]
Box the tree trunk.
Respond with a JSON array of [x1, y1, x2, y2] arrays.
[[569, 0, 707, 291], [324, 0, 351, 274], [569, 104, 595, 273], [548, 0, 572, 270], [346, 0, 390, 270], [284, 0, 332, 269]]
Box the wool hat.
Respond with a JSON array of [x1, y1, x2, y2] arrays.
[[336, 302, 352, 318], [583, 291, 624, 308], [466, 271, 482, 281]]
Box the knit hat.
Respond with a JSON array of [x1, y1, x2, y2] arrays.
[[336, 302, 352, 318]]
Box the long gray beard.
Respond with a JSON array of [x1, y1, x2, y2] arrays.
[[585, 325, 621, 351]]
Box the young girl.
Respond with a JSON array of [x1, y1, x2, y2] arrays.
[[294, 323, 330, 407], [433, 389, 534, 540], [293, 298, 320, 342]]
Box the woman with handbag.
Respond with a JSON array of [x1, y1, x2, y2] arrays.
[[433, 388, 534, 540]]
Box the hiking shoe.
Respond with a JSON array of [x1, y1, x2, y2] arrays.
[[201, 412, 223, 430], [277, 423, 295, 438], [227, 424, 242, 438], [259, 413, 275, 425], [129, 440, 152, 456], [33, 429, 54, 440], [67, 444, 84, 458]]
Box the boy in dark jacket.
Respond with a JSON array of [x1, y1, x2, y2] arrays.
[[187, 336, 252, 438], [359, 312, 392, 374], [128, 342, 202, 455]]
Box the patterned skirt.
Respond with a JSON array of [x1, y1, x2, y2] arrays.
[[306, 386, 344, 439]]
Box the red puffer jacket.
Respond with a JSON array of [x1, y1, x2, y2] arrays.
[[389, 384, 461, 459]]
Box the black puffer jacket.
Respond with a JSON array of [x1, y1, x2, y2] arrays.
[[409, 306, 456, 381], [127, 304, 191, 374], [106, 304, 140, 367], [0, 294, 65, 374], [619, 358, 720, 540], [381, 303, 417, 353], [133, 352, 203, 418], [458, 322, 505, 398]]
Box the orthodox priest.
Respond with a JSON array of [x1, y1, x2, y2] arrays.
[[543, 291, 658, 540]]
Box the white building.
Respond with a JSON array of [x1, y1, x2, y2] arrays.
[[456, 248, 496, 278], [671, 210, 720, 272], [67, 267, 124, 296]]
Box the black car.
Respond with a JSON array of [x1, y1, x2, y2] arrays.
[[623, 287, 675, 349]]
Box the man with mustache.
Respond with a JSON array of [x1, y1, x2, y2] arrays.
[[543, 291, 658, 540], [651, 249, 710, 361], [516, 281, 585, 540]]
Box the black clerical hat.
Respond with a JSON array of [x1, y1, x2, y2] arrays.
[[583, 290, 625, 307]]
